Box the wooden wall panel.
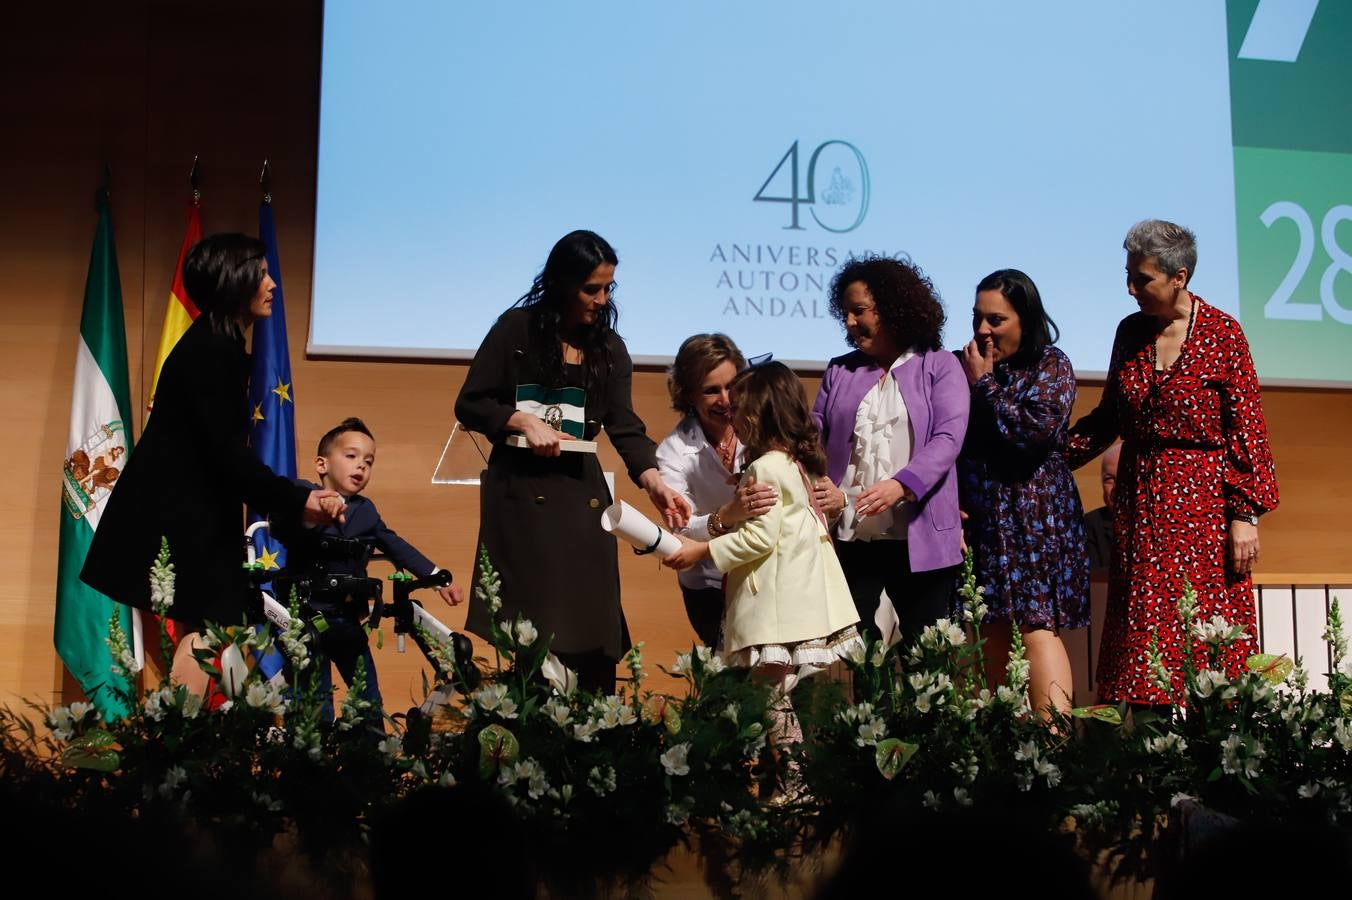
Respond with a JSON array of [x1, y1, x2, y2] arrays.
[[2, 2, 1350, 709]]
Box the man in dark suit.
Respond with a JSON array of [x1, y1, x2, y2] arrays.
[[1084, 442, 1121, 575], [278, 417, 461, 723]]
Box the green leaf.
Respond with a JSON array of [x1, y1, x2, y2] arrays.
[[477, 724, 519, 778], [1245, 653, 1294, 684], [1340, 686, 1352, 717], [642, 696, 681, 734], [1069, 705, 1123, 725], [61, 728, 121, 772], [874, 739, 918, 781], [661, 705, 681, 735], [67, 727, 117, 749]]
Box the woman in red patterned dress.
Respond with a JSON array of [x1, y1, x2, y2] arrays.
[[1068, 219, 1278, 705]]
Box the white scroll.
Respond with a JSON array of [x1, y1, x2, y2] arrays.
[[601, 500, 681, 559]]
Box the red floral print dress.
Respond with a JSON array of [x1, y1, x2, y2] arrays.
[[1068, 296, 1279, 704]]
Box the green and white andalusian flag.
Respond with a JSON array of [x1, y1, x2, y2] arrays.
[[515, 383, 586, 439], [56, 194, 136, 719]]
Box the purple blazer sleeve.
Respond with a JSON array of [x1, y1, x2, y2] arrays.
[[811, 362, 833, 439], [894, 351, 970, 501]]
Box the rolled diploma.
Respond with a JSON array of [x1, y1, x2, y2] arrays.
[[601, 500, 681, 559]]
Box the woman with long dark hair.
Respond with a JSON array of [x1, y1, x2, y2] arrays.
[[958, 268, 1089, 717], [82, 233, 341, 694], [455, 230, 690, 693]]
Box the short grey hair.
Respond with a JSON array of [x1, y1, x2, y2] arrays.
[[1123, 219, 1197, 284]]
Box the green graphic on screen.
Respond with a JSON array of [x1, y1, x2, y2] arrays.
[[1228, 0, 1352, 383]]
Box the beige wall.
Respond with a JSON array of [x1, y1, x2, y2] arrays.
[[4, 2, 1350, 710]]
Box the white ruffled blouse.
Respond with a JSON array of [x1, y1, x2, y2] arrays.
[[835, 351, 916, 542]]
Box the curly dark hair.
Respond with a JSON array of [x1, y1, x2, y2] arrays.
[[827, 255, 946, 352]]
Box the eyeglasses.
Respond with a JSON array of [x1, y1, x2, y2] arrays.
[[580, 280, 617, 297]]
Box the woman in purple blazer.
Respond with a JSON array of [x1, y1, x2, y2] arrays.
[[811, 256, 970, 648]]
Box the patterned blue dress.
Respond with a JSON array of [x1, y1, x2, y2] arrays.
[[958, 345, 1089, 630]]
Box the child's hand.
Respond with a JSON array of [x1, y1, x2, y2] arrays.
[[436, 583, 464, 607], [427, 568, 464, 606], [662, 534, 709, 571]]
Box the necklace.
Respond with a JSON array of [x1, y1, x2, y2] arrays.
[[715, 431, 737, 473], [1148, 295, 1197, 374]]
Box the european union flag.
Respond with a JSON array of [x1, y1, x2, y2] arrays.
[[249, 195, 297, 678]]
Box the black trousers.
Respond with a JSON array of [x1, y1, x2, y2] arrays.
[[835, 539, 958, 650], [679, 584, 726, 649], [554, 649, 618, 696]]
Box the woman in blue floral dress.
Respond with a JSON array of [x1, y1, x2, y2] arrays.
[[958, 269, 1089, 718]]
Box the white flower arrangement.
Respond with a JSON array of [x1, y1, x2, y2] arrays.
[[587, 765, 618, 796], [855, 717, 887, 748], [245, 681, 287, 717], [513, 618, 538, 648], [1219, 733, 1265, 778], [500, 757, 549, 800], [660, 743, 692, 777], [473, 683, 518, 719], [1144, 733, 1188, 755], [376, 735, 402, 764], [541, 697, 573, 728], [1192, 614, 1247, 647]]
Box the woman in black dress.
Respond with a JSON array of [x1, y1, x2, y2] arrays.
[[455, 230, 690, 693], [82, 233, 340, 693]]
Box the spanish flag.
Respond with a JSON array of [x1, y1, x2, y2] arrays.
[[146, 200, 201, 414]]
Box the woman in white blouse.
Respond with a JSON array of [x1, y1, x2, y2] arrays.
[[657, 334, 777, 646]]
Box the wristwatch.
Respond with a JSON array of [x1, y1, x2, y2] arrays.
[[1229, 512, 1259, 526]]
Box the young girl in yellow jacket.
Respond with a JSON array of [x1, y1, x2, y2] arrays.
[[665, 362, 863, 758]]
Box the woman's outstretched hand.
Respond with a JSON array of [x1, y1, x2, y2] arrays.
[[725, 476, 778, 525], [639, 468, 692, 529], [855, 478, 911, 517], [304, 490, 346, 526]]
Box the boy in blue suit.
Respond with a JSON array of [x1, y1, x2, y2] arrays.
[[281, 417, 462, 722]]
